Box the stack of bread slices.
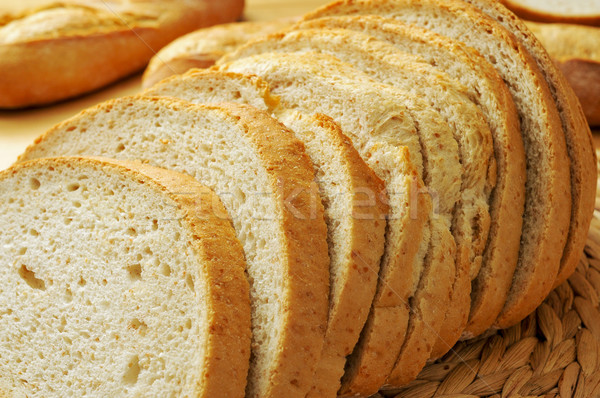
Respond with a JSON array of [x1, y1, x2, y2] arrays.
[[0, 0, 597, 397]]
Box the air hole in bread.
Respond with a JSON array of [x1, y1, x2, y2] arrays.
[[29, 229, 39, 237], [72, 201, 81, 208], [18, 265, 46, 290], [17, 247, 27, 255], [130, 318, 148, 336], [78, 276, 86, 286], [116, 143, 126, 153], [123, 355, 141, 385], [66, 182, 80, 192], [185, 273, 194, 291], [125, 264, 142, 281], [64, 287, 73, 303], [29, 178, 41, 190], [126, 227, 137, 237], [159, 263, 171, 276]]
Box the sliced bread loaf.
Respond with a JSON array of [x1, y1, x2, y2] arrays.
[[464, 0, 597, 299], [142, 19, 293, 88], [298, 14, 526, 338], [18, 98, 329, 398], [305, 0, 571, 334], [222, 28, 495, 369], [144, 69, 390, 398], [219, 51, 455, 396], [0, 156, 251, 397]]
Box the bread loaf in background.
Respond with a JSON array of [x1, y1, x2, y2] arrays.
[[501, 0, 600, 25], [142, 19, 294, 88], [0, 0, 244, 108], [525, 21, 600, 126]]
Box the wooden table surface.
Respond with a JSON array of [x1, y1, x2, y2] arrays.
[[0, 0, 597, 171]]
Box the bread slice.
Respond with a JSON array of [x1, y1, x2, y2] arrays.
[[18, 98, 330, 398], [524, 21, 600, 126], [144, 69, 390, 398], [306, 0, 571, 336], [142, 19, 294, 88], [219, 51, 454, 396], [222, 28, 497, 373], [298, 14, 526, 339], [464, 0, 597, 297], [500, 0, 600, 25], [0, 0, 244, 108], [0, 156, 251, 397]]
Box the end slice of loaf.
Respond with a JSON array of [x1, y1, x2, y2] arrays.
[[18, 98, 330, 398], [145, 68, 391, 398], [298, 14, 526, 338], [0, 156, 251, 397], [305, 0, 571, 337], [142, 19, 293, 88]]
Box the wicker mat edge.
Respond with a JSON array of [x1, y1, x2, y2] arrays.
[[375, 169, 600, 398]]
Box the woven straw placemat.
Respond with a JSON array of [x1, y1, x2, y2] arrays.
[[376, 166, 600, 398]]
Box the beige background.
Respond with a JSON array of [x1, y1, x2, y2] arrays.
[[0, 0, 331, 170], [0, 0, 597, 171]]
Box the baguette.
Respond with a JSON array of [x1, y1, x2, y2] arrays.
[[142, 19, 293, 88], [0, 0, 244, 108], [0, 156, 251, 397], [144, 68, 390, 398], [524, 21, 600, 126], [18, 98, 330, 398]]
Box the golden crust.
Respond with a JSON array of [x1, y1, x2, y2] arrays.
[[213, 102, 331, 398], [302, 113, 389, 398], [0, 0, 244, 108], [339, 146, 431, 396], [0, 156, 252, 398]]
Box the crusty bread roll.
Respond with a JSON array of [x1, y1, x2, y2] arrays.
[[0, 156, 251, 397], [142, 19, 294, 88], [0, 0, 244, 108]]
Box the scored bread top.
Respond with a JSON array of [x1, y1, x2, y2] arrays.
[[144, 68, 390, 398], [306, 0, 571, 340], [18, 98, 330, 398], [0, 156, 251, 397], [298, 14, 526, 339]]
